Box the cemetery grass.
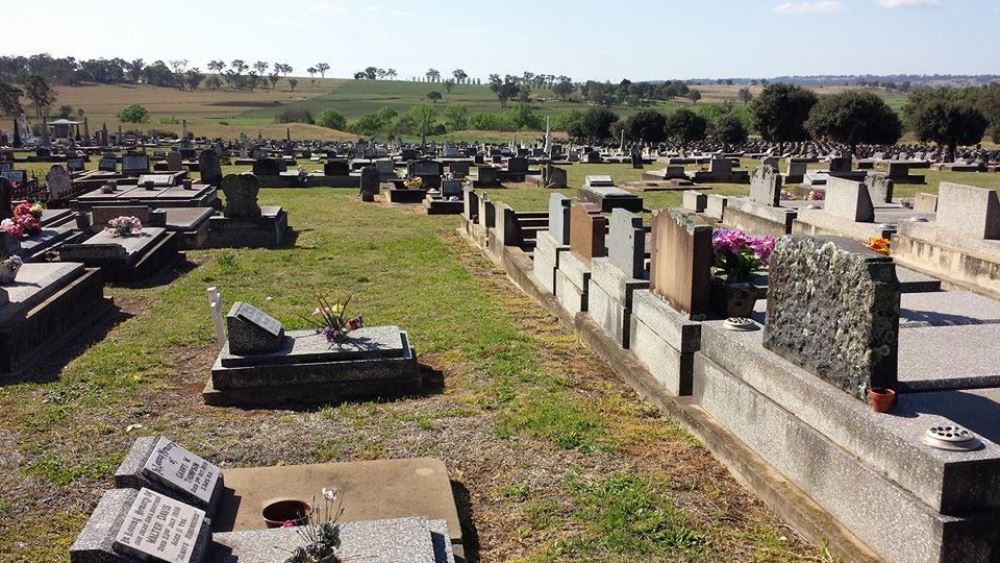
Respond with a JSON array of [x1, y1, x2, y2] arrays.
[[0, 190, 827, 562]]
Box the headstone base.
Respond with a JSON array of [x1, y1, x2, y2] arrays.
[[207, 206, 288, 249]]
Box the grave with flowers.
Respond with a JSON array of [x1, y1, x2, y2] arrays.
[[58, 211, 181, 284], [70, 436, 461, 562], [203, 297, 421, 407]]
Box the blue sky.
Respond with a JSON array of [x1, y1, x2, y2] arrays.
[[9, 0, 1000, 81]]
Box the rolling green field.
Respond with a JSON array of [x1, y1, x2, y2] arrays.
[[44, 78, 919, 144]]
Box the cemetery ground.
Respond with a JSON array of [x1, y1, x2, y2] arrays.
[[0, 187, 834, 562]]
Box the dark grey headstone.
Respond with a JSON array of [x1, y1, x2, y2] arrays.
[[763, 236, 900, 400], [507, 157, 528, 174], [226, 302, 284, 355], [122, 154, 149, 174], [198, 149, 222, 187], [360, 166, 379, 201], [221, 174, 261, 219], [324, 159, 349, 176]]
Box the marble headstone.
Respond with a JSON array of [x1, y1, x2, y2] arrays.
[[824, 177, 874, 222]]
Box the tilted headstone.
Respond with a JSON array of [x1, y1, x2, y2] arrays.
[[545, 165, 567, 189], [763, 236, 900, 400], [608, 209, 647, 279], [198, 149, 222, 187], [115, 436, 224, 514], [936, 182, 1000, 239], [824, 177, 875, 222], [226, 302, 285, 355], [749, 166, 782, 207], [548, 193, 571, 245], [221, 174, 261, 219], [69, 485, 212, 563], [865, 172, 894, 204], [648, 209, 712, 316], [117, 488, 208, 563], [46, 165, 73, 200], [569, 202, 607, 265]]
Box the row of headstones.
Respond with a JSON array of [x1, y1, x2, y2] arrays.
[[543, 190, 906, 401]]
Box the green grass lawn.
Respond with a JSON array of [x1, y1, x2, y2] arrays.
[[0, 186, 829, 562]]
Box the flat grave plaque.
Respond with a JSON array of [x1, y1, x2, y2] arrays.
[[114, 488, 205, 563], [142, 437, 221, 506]]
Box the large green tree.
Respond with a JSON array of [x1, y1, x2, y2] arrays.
[[23, 74, 56, 118], [567, 107, 618, 142], [750, 83, 818, 142], [905, 89, 988, 154], [711, 114, 748, 147], [805, 90, 902, 151], [622, 110, 667, 143], [664, 109, 707, 145]]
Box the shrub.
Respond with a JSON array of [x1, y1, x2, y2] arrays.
[[118, 104, 150, 124], [276, 107, 314, 124], [467, 113, 516, 132], [316, 109, 347, 130]]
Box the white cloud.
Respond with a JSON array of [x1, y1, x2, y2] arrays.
[[878, 0, 939, 7], [993, 4, 1000, 12], [366, 5, 381, 12], [773, 1, 846, 15], [308, 1, 347, 15]]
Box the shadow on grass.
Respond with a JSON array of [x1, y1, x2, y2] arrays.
[[210, 362, 445, 413], [6, 301, 135, 386], [450, 479, 481, 563]]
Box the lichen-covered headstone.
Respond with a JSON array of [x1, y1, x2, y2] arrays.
[[46, 165, 73, 200], [763, 236, 900, 400], [221, 174, 261, 219]]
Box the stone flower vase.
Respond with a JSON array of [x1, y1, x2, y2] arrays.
[[0, 261, 21, 285], [711, 276, 756, 319]]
